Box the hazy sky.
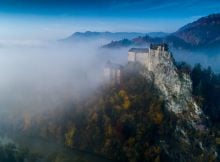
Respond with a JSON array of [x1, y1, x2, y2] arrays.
[[0, 0, 220, 40]]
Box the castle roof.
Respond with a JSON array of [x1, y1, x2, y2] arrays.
[[129, 48, 149, 53]]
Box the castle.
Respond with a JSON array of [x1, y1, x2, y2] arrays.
[[128, 43, 169, 65], [104, 43, 202, 115], [104, 60, 122, 84], [104, 43, 169, 84]]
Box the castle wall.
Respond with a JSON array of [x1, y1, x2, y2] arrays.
[[128, 52, 147, 64], [104, 67, 121, 84], [128, 52, 136, 62], [136, 53, 146, 64], [104, 68, 111, 81], [116, 69, 121, 84]]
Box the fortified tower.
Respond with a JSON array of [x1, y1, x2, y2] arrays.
[[104, 60, 122, 84]]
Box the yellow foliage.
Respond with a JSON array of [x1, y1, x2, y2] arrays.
[[148, 102, 164, 125], [119, 90, 131, 109], [154, 156, 160, 162], [65, 126, 76, 147], [123, 98, 131, 109], [216, 138, 220, 145], [106, 125, 113, 137], [119, 90, 126, 97], [153, 112, 164, 125]]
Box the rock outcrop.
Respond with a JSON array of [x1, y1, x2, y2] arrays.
[[129, 44, 201, 116], [128, 44, 217, 161]]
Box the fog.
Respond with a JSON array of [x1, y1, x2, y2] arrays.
[[0, 40, 127, 115], [172, 49, 220, 73], [0, 38, 219, 162], [0, 40, 219, 117]]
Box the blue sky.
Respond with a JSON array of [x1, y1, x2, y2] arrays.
[[0, 0, 220, 40]]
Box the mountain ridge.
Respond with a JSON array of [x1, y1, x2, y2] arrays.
[[173, 13, 220, 46], [103, 13, 220, 51], [61, 31, 168, 42]]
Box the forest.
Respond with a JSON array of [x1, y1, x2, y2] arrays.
[[1, 62, 218, 162]]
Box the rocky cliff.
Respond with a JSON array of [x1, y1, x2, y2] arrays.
[[144, 47, 201, 117], [138, 45, 217, 160]]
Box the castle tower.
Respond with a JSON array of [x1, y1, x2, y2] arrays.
[[104, 60, 122, 84]]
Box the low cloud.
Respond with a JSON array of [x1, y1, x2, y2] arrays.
[[172, 49, 220, 73], [0, 40, 127, 115]]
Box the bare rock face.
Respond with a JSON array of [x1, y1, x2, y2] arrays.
[[151, 51, 198, 114], [133, 45, 201, 118]]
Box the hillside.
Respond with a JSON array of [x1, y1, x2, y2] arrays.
[[1, 62, 220, 162], [103, 13, 220, 51], [2, 46, 219, 162], [173, 13, 220, 47], [103, 35, 162, 48], [10, 62, 218, 162]]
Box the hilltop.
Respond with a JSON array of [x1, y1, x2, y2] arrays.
[[173, 13, 220, 47], [103, 13, 220, 52]]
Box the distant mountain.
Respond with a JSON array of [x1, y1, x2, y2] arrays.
[[61, 31, 169, 43], [103, 13, 220, 51], [102, 34, 191, 50], [61, 31, 147, 42], [173, 13, 220, 48], [103, 35, 162, 48], [147, 32, 169, 38]]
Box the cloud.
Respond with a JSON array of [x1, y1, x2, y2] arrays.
[[0, 39, 128, 115], [0, 39, 48, 48]]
